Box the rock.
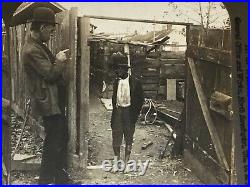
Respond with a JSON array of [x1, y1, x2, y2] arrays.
[[103, 175, 107, 179], [173, 171, 177, 176], [147, 153, 154, 157], [141, 141, 153, 150]]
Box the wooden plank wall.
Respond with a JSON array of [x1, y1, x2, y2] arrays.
[[2, 32, 11, 100], [9, 24, 31, 115], [141, 52, 185, 99], [185, 26, 232, 184], [97, 45, 185, 100]]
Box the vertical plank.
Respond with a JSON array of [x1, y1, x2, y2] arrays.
[[183, 24, 190, 153], [16, 25, 25, 110], [79, 16, 90, 168], [67, 8, 78, 156], [230, 127, 237, 184], [15, 26, 20, 108], [4, 27, 12, 184], [13, 27, 19, 107], [24, 23, 31, 103], [10, 28, 16, 104]]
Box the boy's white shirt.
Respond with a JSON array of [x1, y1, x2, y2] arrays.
[[116, 76, 131, 107]]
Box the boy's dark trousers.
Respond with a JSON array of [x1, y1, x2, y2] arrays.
[[39, 114, 69, 184]]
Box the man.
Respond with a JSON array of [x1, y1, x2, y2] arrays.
[[22, 7, 70, 184], [111, 52, 144, 164]]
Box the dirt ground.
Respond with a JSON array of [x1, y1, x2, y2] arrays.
[[77, 97, 201, 184], [11, 97, 202, 184]]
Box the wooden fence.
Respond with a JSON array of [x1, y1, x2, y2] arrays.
[[185, 26, 232, 184], [9, 23, 30, 116]]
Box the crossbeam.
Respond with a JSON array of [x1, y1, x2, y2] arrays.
[[83, 15, 192, 26]]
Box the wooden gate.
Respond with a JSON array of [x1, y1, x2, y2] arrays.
[[184, 25, 233, 183]]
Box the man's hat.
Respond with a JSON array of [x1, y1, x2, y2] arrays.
[[29, 7, 57, 24]]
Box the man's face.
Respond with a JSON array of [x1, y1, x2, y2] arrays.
[[40, 24, 55, 42]]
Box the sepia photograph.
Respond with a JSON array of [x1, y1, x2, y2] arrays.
[[2, 2, 248, 185]]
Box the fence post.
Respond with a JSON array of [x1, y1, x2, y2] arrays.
[[79, 16, 90, 168], [67, 7, 78, 164]]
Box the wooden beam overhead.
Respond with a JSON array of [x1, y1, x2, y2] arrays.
[[83, 15, 192, 26]]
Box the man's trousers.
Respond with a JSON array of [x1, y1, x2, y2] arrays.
[[39, 114, 69, 184]]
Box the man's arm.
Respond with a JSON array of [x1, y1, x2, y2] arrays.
[[23, 49, 66, 82]]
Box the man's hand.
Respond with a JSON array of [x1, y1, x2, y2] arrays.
[[56, 49, 69, 62]]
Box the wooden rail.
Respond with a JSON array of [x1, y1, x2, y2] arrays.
[[83, 15, 192, 26]]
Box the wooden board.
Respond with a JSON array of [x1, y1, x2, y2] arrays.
[[144, 90, 158, 98], [187, 46, 231, 68], [161, 51, 185, 59], [79, 16, 90, 168], [141, 78, 159, 84], [160, 64, 185, 79], [159, 58, 185, 64], [12, 154, 36, 161], [142, 84, 159, 91], [142, 70, 159, 77], [100, 98, 113, 111], [11, 158, 41, 171]]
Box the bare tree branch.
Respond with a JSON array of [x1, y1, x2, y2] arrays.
[[163, 2, 230, 28], [199, 3, 204, 28], [206, 2, 212, 29]]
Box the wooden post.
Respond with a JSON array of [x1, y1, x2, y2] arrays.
[[182, 24, 191, 156], [79, 16, 90, 168], [124, 44, 131, 75], [67, 7, 78, 158], [230, 127, 237, 184], [3, 27, 12, 184], [84, 15, 192, 26], [16, 25, 25, 109], [9, 28, 15, 103], [187, 57, 229, 171]]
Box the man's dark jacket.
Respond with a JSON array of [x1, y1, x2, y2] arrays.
[[111, 76, 144, 124], [22, 36, 66, 118]]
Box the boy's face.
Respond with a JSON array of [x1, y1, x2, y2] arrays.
[[117, 66, 129, 79]]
